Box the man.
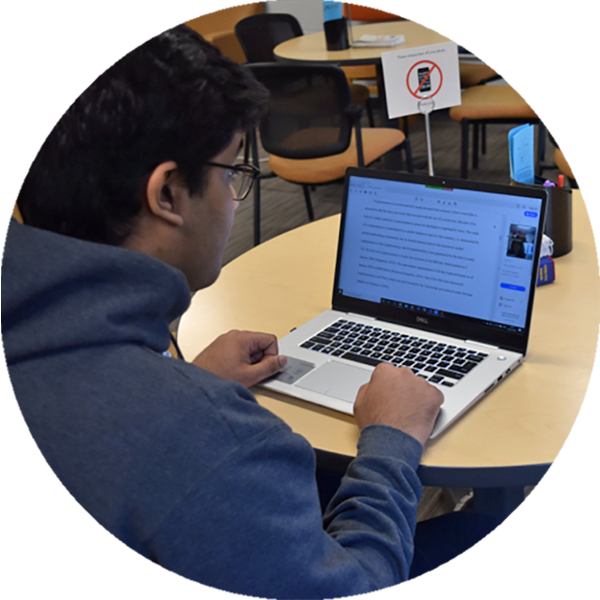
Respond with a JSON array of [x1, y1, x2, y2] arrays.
[[3, 25, 466, 598]]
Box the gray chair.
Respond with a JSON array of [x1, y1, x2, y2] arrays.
[[235, 12, 375, 127], [247, 62, 411, 245]]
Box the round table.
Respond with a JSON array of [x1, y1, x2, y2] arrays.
[[178, 190, 599, 519], [179, 190, 600, 486], [273, 20, 449, 66]]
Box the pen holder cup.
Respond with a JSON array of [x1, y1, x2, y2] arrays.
[[324, 17, 350, 51], [511, 177, 572, 258]]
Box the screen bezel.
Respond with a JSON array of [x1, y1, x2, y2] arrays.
[[331, 167, 548, 355]]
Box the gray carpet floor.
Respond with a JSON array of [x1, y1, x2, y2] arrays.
[[210, 106, 600, 563]]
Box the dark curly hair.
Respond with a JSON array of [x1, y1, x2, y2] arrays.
[[17, 25, 269, 245]]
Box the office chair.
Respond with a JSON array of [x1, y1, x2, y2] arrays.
[[444, 0, 521, 88], [247, 62, 411, 245], [449, 85, 543, 179], [533, 48, 600, 186], [235, 12, 375, 127]]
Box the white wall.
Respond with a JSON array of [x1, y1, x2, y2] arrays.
[[25, 0, 600, 87]]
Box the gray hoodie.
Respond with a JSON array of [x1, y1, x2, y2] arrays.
[[2, 218, 423, 598]]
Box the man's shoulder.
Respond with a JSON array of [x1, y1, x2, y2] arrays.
[[163, 355, 290, 444]]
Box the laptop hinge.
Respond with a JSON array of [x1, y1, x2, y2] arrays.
[[347, 312, 377, 321], [466, 339, 500, 351]]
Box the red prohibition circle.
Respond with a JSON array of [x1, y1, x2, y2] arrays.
[[406, 60, 443, 99]]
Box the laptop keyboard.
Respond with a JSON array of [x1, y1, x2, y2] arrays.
[[299, 319, 488, 387]]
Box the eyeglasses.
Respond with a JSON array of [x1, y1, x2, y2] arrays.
[[206, 161, 260, 201]]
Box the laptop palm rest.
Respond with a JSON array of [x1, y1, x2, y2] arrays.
[[296, 361, 371, 403]]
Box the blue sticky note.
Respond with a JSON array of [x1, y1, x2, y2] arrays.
[[323, 1, 344, 22], [508, 124, 535, 184]]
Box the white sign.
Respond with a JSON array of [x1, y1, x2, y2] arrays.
[[381, 42, 462, 118]]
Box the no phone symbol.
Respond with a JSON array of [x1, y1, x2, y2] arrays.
[[407, 60, 443, 99]]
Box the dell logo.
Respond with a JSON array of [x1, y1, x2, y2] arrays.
[[416, 316, 429, 325]]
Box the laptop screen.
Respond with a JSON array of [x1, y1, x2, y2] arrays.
[[333, 168, 547, 354]]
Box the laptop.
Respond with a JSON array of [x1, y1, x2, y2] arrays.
[[260, 167, 547, 438]]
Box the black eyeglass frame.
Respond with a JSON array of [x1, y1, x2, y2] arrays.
[[205, 161, 260, 201]]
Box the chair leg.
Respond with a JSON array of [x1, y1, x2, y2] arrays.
[[243, 134, 251, 163], [472, 122, 480, 170], [461, 119, 470, 179], [404, 138, 414, 173], [399, 116, 410, 137], [366, 98, 375, 128], [302, 185, 315, 222], [384, 147, 404, 172], [482, 124, 487, 155], [250, 128, 262, 246], [253, 178, 261, 247]]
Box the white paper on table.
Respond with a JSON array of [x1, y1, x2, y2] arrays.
[[352, 34, 405, 47], [381, 41, 462, 119]]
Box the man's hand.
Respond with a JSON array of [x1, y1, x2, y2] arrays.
[[354, 363, 444, 446], [192, 330, 287, 388]]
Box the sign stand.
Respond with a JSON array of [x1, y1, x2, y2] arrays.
[[380, 42, 462, 176], [417, 96, 435, 176]]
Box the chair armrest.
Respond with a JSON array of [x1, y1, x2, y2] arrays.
[[344, 105, 365, 167], [344, 104, 364, 124]]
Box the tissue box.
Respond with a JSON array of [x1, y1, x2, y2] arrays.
[[537, 256, 555, 285]]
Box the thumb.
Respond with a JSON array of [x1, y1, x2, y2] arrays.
[[244, 355, 287, 386]]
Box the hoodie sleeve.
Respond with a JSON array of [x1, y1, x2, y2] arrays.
[[144, 422, 423, 599]]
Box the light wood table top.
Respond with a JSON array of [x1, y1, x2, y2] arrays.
[[273, 20, 450, 66], [178, 190, 599, 477]]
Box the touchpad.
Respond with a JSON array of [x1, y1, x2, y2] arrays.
[[296, 360, 372, 403]]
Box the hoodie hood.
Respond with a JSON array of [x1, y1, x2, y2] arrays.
[[2, 219, 191, 365]]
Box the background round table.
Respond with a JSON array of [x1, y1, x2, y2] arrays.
[[273, 20, 449, 66]]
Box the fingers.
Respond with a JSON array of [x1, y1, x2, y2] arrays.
[[242, 331, 279, 356], [193, 330, 284, 388], [240, 354, 288, 388], [353, 363, 444, 446]]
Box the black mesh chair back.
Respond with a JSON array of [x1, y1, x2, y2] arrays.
[[247, 63, 354, 160], [235, 13, 303, 62], [544, 3, 579, 48], [533, 48, 600, 158], [444, 0, 515, 54]]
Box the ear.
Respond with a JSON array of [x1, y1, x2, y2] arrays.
[[145, 161, 185, 227]]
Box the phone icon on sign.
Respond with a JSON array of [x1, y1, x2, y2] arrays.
[[418, 67, 431, 92]]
